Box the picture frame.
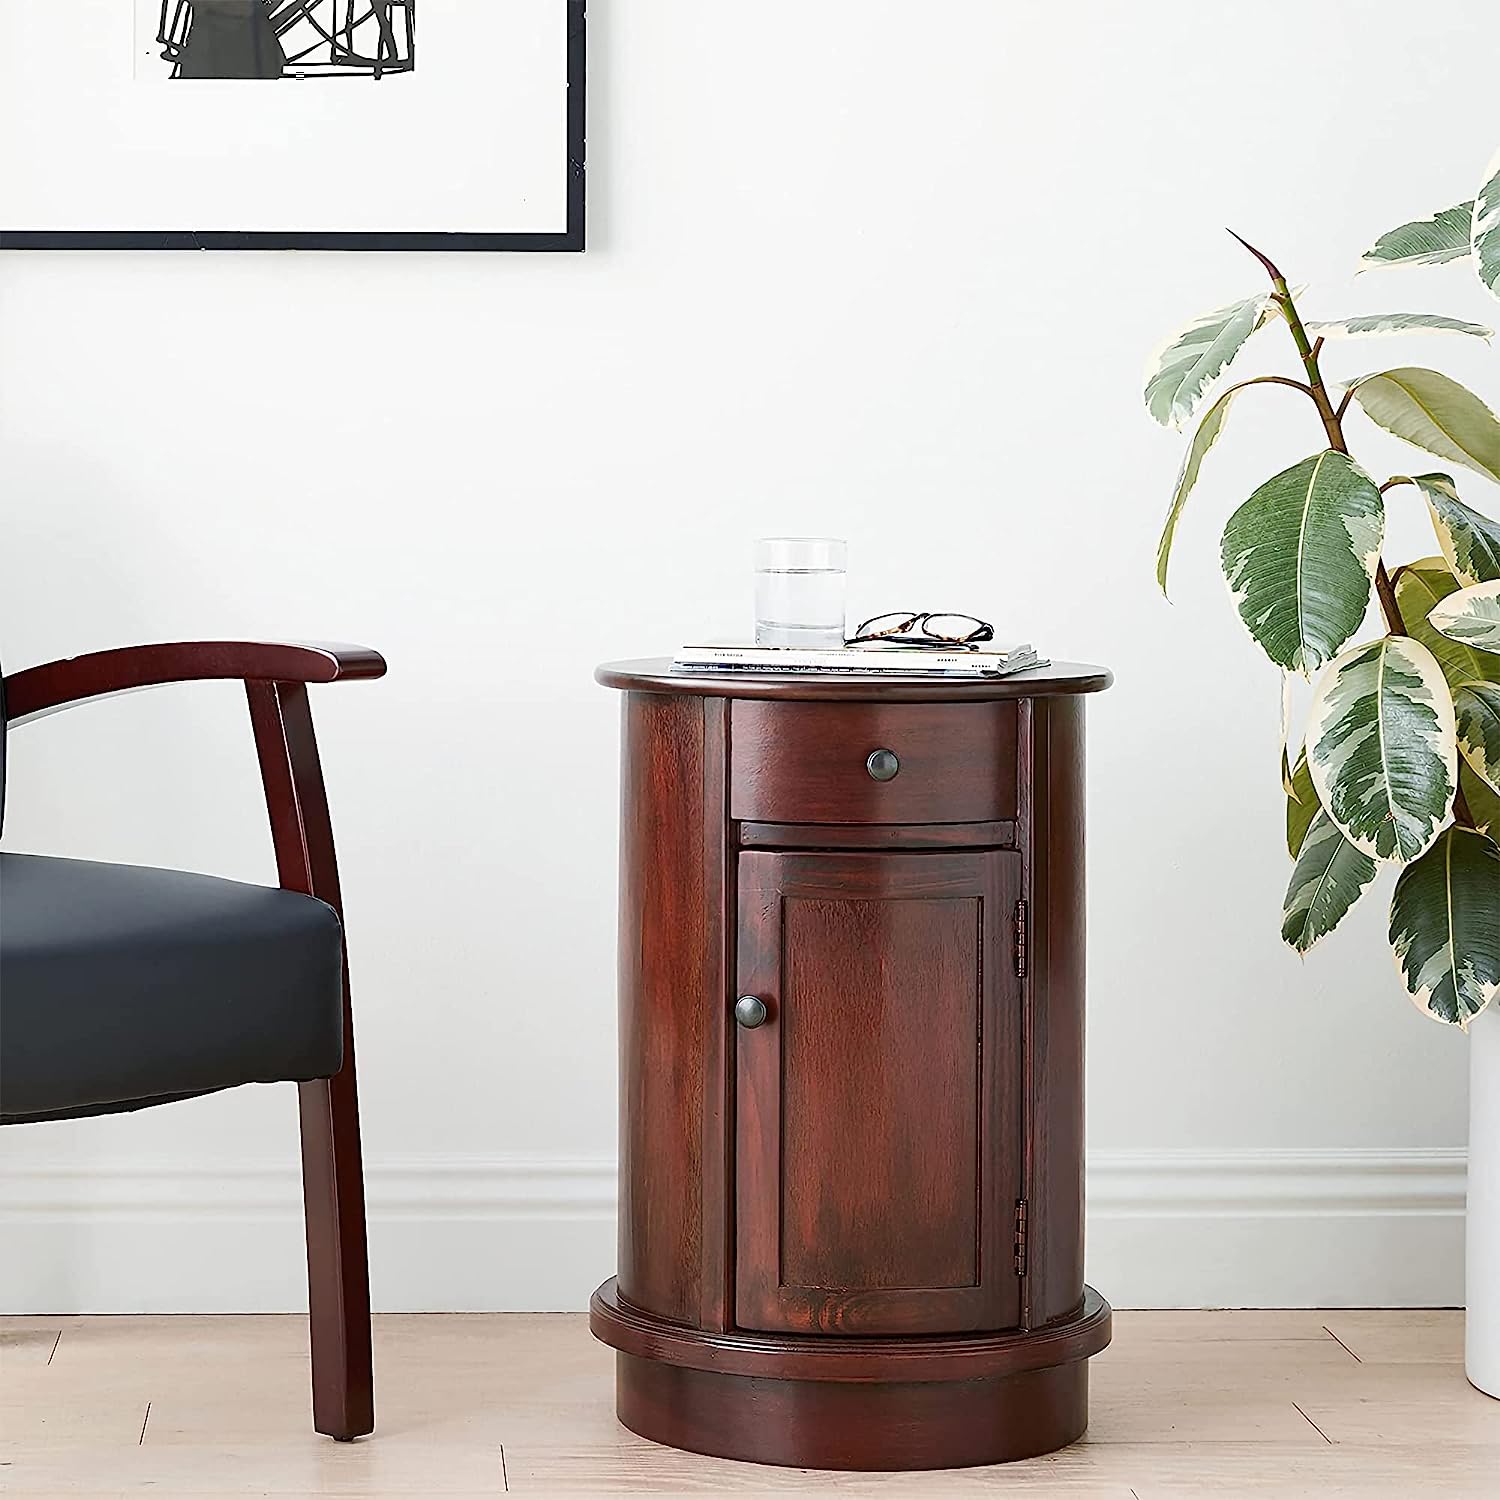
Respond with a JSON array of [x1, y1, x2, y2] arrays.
[[0, 0, 585, 252]]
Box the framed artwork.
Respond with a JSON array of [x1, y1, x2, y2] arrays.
[[0, 1, 585, 251]]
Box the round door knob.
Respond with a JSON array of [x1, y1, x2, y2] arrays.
[[734, 995, 769, 1029], [866, 748, 900, 782]]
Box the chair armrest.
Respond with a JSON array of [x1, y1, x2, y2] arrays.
[[4, 641, 386, 726]]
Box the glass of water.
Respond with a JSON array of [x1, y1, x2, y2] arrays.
[[754, 537, 848, 648]]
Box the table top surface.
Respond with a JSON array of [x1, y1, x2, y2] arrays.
[[596, 658, 1113, 702]]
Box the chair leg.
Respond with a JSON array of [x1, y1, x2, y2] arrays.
[[299, 1029, 374, 1441], [247, 679, 375, 1438]]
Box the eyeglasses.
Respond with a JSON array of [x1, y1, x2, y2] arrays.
[[846, 612, 995, 650]]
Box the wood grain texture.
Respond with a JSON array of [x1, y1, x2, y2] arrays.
[[6, 640, 384, 726], [597, 668, 1109, 1470], [247, 680, 373, 1443], [697, 699, 734, 1332], [597, 658, 1112, 702], [1027, 695, 1089, 1329], [5, 1310, 1487, 1495], [613, 1350, 1089, 1471], [729, 700, 1019, 824], [737, 819, 1017, 850], [778, 893, 979, 1293], [734, 851, 1022, 1337], [615, 693, 711, 1328], [591, 1280, 1111, 1383]]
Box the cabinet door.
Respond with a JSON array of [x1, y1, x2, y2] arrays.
[[735, 849, 1024, 1336]]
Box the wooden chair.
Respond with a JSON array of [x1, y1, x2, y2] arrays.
[[0, 641, 384, 1441]]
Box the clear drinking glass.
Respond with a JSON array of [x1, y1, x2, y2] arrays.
[[754, 537, 848, 648]]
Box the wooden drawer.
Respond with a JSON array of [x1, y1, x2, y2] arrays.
[[729, 701, 1018, 825]]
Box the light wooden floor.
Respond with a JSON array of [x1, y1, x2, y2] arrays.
[[0, 1309, 1493, 1497]]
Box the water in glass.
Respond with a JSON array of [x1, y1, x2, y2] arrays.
[[754, 538, 847, 648]]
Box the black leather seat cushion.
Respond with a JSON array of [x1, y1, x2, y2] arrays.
[[0, 853, 344, 1123]]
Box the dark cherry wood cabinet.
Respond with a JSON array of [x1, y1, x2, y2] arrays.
[[590, 659, 1113, 1471], [735, 848, 1022, 1339]]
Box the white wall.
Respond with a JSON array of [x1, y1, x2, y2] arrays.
[[1, 0, 1490, 1311]]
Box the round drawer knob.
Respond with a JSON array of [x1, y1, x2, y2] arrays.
[[866, 748, 900, 782], [734, 995, 769, 1029]]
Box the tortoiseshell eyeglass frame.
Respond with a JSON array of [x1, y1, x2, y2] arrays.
[[846, 612, 996, 650]]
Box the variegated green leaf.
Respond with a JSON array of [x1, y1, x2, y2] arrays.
[[1145, 294, 1276, 429], [1282, 810, 1378, 953], [1474, 154, 1500, 302], [1401, 473, 1500, 585], [1463, 760, 1500, 834], [1455, 682, 1500, 795], [1394, 558, 1500, 691], [1348, 368, 1500, 486], [1305, 313, 1491, 341], [1286, 748, 1321, 857], [1429, 579, 1500, 653], [1219, 452, 1384, 676], [1389, 825, 1500, 1026], [1360, 203, 1474, 270], [1279, 657, 1304, 800], [1155, 382, 1251, 595], [1280, 671, 1298, 796], [1306, 636, 1457, 862]]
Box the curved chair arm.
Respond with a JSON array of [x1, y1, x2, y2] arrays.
[[1, 638, 385, 1438], [4, 641, 386, 726]]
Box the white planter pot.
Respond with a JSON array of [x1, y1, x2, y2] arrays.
[[1469, 1007, 1500, 1397]]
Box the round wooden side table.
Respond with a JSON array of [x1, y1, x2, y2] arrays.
[[589, 659, 1113, 1471]]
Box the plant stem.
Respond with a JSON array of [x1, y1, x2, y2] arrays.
[[1269, 289, 1344, 447], [1243, 374, 1318, 397], [1227, 231, 1402, 626], [1229, 230, 1474, 828], [1280, 283, 1406, 627]]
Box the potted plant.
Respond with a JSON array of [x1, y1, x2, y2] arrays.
[[1147, 159, 1500, 1392]]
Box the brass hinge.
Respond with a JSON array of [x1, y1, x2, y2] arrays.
[[1014, 899, 1029, 978], [1014, 1198, 1029, 1278]]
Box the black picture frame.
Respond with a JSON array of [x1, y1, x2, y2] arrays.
[[0, 1, 586, 253]]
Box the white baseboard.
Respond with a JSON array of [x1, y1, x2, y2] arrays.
[[1087, 1148, 1465, 1309], [0, 1149, 1465, 1314], [0, 1156, 616, 1316]]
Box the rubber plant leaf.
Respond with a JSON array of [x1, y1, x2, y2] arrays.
[[1402, 473, 1500, 585], [1429, 579, 1500, 654], [1473, 154, 1500, 303], [1394, 557, 1500, 692], [1359, 203, 1474, 270], [1156, 380, 1273, 597], [1286, 748, 1320, 858], [1219, 451, 1384, 676], [1280, 672, 1296, 795], [1304, 313, 1491, 342], [1306, 635, 1457, 863], [1281, 809, 1378, 954], [1144, 294, 1276, 429], [1347, 368, 1500, 486], [1389, 825, 1500, 1026], [1462, 760, 1500, 834], [1454, 682, 1500, 797]]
